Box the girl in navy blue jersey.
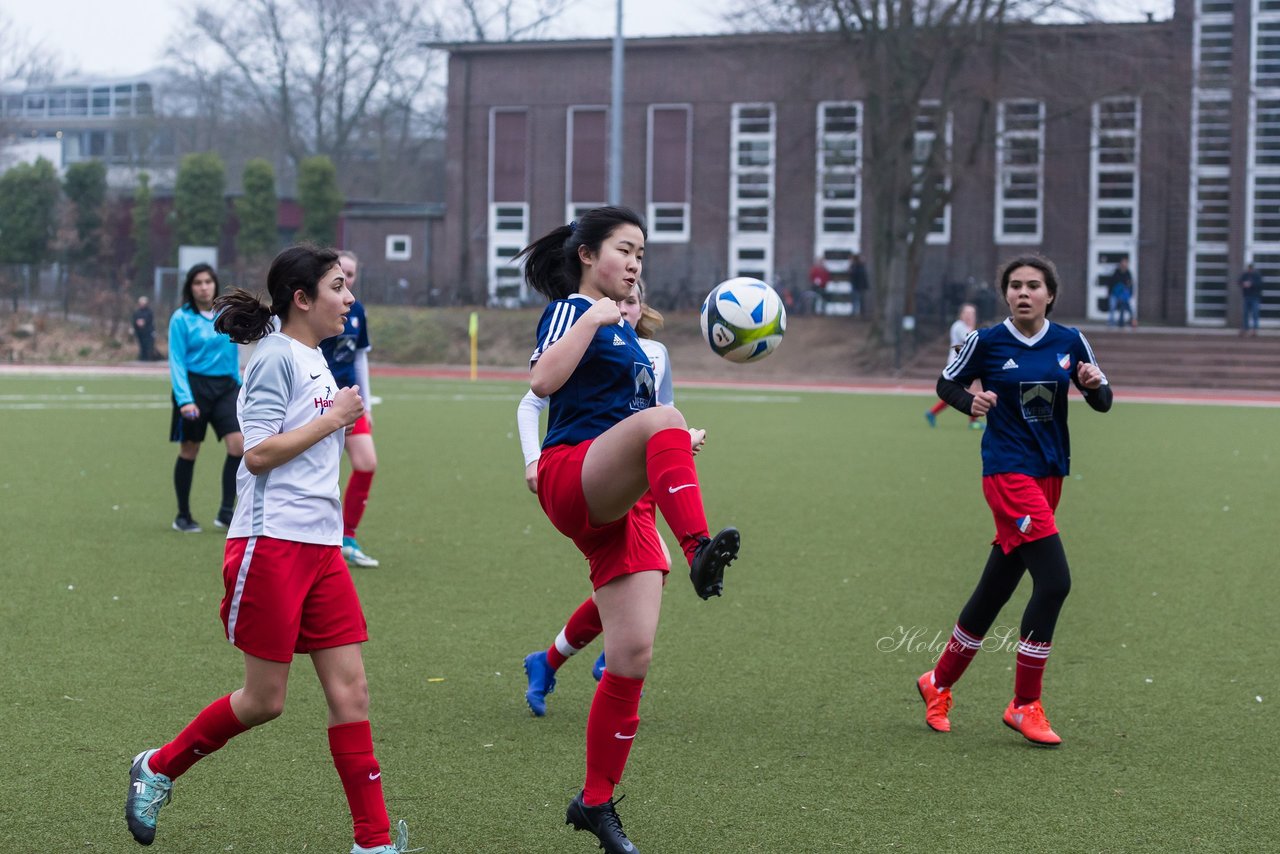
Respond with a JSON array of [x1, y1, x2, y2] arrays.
[[916, 254, 1113, 747], [517, 206, 739, 854]]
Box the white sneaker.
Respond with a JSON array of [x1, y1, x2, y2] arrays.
[[351, 819, 420, 853], [342, 537, 380, 568]]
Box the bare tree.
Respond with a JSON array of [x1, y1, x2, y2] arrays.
[[727, 0, 1108, 360], [444, 0, 577, 42], [0, 12, 59, 86], [174, 0, 442, 176]]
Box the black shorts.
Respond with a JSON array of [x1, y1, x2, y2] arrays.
[[171, 373, 241, 443]]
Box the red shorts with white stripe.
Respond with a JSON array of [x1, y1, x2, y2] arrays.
[[982, 473, 1063, 555], [220, 536, 368, 662], [537, 441, 669, 590]]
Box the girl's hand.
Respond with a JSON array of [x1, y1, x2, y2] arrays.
[[332, 386, 365, 428], [689, 427, 706, 455], [1077, 363, 1104, 389], [970, 390, 998, 417], [525, 461, 539, 494], [585, 298, 622, 328], [180, 403, 200, 420]]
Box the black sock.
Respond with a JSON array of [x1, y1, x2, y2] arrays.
[[221, 455, 242, 513], [174, 457, 195, 517]]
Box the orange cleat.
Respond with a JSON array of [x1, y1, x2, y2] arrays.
[[1003, 699, 1062, 746], [916, 671, 953, 733]]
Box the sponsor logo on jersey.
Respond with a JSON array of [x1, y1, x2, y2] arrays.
[[612, 333, 626, 346], [1002, 358, 1019, 370], [631, 362, 655, 411], [314, 397, 334, 409], [1057, 353, 1072, 370], [1018, 382, 1055, 422]]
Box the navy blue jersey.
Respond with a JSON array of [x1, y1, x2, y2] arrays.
[[531, 295, 656, 449], [319, 300, 370, 388], [943, 319, 1107, 478]]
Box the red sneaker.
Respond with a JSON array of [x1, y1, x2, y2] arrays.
[[916, 671, 953, 733], [1002, 699, 1062, 746]]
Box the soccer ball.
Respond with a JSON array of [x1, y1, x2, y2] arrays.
[[700, 277, 787, 363]]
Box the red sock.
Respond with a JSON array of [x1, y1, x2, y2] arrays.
[[547, 596, 603, 669], [933, 624, 983, 689], [583, 671, 644, 805], [149, 694, 249, 780], [644, 428, 709, 564], [1014, 637, 1052, 705], [930, 399, 947, 416], [329, 720, 391, 848], [343, 470, 375, 538]]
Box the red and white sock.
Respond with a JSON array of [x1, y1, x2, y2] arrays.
[[329, 720, 391, 849], [343, 470, 375, 538], [644, 428, 709, 564], [547, 596, 603, 670], [583, 672, 644, 805], [1014, 637, 1053, 705], [933, 624, 984, 690]]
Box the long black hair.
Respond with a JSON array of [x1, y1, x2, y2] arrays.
[[514, 206, 647, 301], [214, 244, 340, 344], [998, 254, 1061, 317], [181, 263, 220, 311]]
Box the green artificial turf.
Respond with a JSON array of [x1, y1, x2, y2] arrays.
[[1, 374, 1275, 852]]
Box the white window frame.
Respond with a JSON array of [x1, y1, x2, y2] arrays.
[[994, 99, 1044, 244], [385, 234, 412, 261], [815, 100, 863, 266], [646, 103, 692, 243], [1247, 2, 1280, 326], [913, 101, 952, 245], [729, 102, 776, 281], [1087, 96, 1141, 322], [565, 105, 608, 225], [488, 107, 530, 307]]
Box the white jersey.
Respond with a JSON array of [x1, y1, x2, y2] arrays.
[[226, 333, 345, 545], [516, 335, 674, 467]]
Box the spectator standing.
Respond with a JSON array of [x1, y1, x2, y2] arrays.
[[1239, 262, 1264, 337], [133, 296, 157, 361], [807, 256, 831, 316], [1108, 257, 1134, 329], [849, 253, 870, 318]]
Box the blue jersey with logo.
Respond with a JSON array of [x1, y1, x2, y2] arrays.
[[531, 295, 656, 449], [319, 300, 370, 388], [943, 319, 1106, 478]]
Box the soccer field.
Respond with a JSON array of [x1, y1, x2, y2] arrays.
[[2, 373, 1275, 853]]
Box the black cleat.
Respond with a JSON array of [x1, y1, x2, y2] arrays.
[[688, 527, 740, 600], [566, 791, 639, 854], [172, 514, 202, 533]]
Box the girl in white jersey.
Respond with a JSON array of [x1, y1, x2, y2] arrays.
[[518, 281, 705, 716], [125, 246, 416, 854]]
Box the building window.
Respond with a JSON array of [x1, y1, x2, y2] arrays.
[[1187, 1, 1233, 325], [566, 106, 607, 224], [995, 99, 1043, 243], [488, 108, 530, 307], [815, 101, 861, 248], [729, 103, 775, 280], [386, 235, 412, 261], [1088, 97, 1141, 321], [647, 104, 691, 242]]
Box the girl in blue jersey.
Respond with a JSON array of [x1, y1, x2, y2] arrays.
[[167, 263, 243, 533], [916, 254, 1113, 747], [518, 206, 739, 854], [321, 250, 381, 568], [126, 246, 416, 854], [518, 281, 704, 717]]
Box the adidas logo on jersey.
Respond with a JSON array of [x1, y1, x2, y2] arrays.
[[612, 333, 626, 346], [1002, 358, 1019, 370]]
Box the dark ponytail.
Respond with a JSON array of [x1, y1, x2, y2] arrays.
[[212, 244, 340, 343], [515, 205, 647, 301], [214, 289, 273, 343]]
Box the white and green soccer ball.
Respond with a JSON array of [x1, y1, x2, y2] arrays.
[[700, 277, 787, 363]]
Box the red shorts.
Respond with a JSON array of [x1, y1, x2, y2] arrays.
[[349, 412, 372, 436], [537, 441, 669, 589], [220, 536, 368, 662], [982, 473, 1063, 554]]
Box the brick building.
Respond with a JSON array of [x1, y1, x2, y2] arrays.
[[436, 0, 1278, 329]]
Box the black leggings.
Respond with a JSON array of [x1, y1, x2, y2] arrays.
[[956, 534, 1072, 644]]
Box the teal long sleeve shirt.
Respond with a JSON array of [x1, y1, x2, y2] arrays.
[[168, 305, 241, 406]]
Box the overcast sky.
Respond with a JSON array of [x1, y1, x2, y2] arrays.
[[9, 0, 1173, 79]]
